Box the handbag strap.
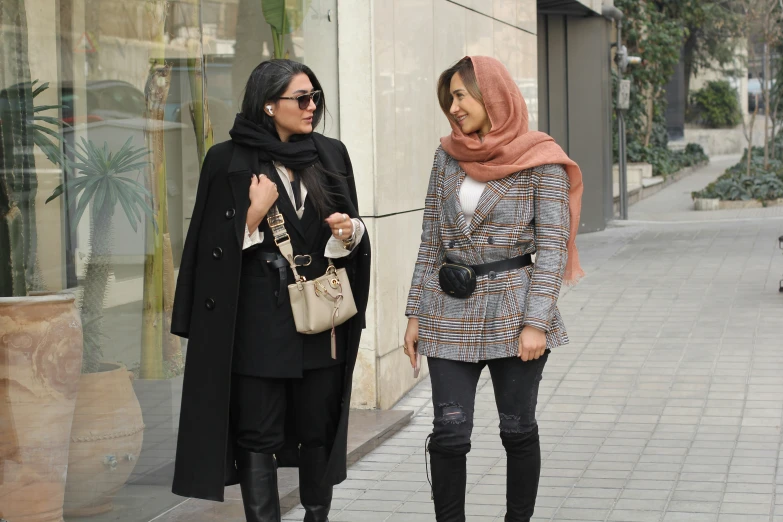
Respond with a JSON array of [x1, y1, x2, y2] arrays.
[[266, 205, 334, 288]]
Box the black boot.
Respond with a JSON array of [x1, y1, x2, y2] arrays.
[[299, 446, 332, 522], [428, 439, 468, 522], [236, 449, 281, 522], [502, 427, 541, 522]]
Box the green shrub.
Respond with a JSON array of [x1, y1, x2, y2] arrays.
[[631, 142, 709, 177], [695, 173, 783, 201], [693, 148, 783, 201], [688, 80, 742, 128]]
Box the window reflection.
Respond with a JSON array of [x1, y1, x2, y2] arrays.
[[0, 1, 338, 520]]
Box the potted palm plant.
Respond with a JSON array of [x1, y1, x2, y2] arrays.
[[0, 71, 83, 522], [47, 137, 155, 516]]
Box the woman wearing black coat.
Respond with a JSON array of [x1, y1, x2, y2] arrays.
[[170, 60, 371, 522]]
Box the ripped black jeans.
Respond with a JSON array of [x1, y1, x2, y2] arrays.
[[427, 352, 549, 522]]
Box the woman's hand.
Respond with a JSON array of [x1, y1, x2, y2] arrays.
[[403, 317, 419, 368], [246, 174, 279, 233], [325, 213, 354, 241], [518, 325, 546, 362]]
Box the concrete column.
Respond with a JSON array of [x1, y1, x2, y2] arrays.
[[565, 15, 613, 232]]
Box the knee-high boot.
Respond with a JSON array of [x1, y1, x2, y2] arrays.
[[428, 438, 468, 522], [299, 446, 332, 522], [236, 449, 281, 522], [502, 426, 541, 522]]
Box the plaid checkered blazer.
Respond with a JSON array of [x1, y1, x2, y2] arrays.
[[405, 146, 570, 362]]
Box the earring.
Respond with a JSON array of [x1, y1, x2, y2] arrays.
[[266, 105, 273, 115]]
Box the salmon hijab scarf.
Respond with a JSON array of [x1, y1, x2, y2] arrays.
[[440, 56, 585, 285]]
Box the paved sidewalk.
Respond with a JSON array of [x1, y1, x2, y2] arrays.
[[629, 155, 783, 222], [282, 162, 783, 522]]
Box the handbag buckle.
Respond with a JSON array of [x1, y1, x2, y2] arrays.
[[294, 255, 312, 267], [268, 212, 285, 228], [274, 234, 291, 246]]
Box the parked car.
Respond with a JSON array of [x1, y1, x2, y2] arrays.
[[61, 80, 147, 125]]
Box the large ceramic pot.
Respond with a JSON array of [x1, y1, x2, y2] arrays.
[[63, 363, 145, 516], [0, 294, 83, 522]]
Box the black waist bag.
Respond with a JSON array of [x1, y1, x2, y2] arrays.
[[438, 254, 533, 299]]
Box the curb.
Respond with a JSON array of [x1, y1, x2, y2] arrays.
[[693, 197, 783, 211], [613, 162, 708, 213]]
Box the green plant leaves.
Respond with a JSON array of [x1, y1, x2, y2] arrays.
[[27, 81, 67, 168], [688, 81, 742, 128], [261, 0, 312, 58], [703, 174, 783, 201], [46, 137, 156, 234], [694, 139, 783, 201], [261, 0, 311, 35]]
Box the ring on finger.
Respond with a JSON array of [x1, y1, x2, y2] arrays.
[[338, 228, 343, 237]]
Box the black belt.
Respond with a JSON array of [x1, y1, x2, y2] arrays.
[[258, 252, 288, 306], [439, 254, 533, 299], [257, 251, 318, 306], [457, 254, 533, 277]]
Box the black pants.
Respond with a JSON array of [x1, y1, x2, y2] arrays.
[[230, 364, 343, 454], [428, 352, 548, 521]]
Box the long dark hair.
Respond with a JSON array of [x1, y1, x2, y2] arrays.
[[240, 59, 338, 219]]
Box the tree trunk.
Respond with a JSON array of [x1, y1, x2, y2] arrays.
[[771, 95, 781, 159], [747, 106, 757, 177], [644, 89, 655, 147], [186, 52, 214, 167], [0, 0, 44, 296], [682, 31, 698, 110], [140, 0, 175, 380], [79, 202, 114, 374], [141, 60, 172, 380], [763, 44, 770, 167]]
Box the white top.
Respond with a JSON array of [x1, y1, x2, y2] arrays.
[[243, 162, 365, 258], [459, 175, 487, 223]]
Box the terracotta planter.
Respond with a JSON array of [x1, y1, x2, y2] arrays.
[[63, 363, 145, 517], [0, 294, 83, 522]]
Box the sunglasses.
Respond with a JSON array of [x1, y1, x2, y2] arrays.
[[279, 90, 322, 110]]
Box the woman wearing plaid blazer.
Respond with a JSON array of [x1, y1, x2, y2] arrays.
[[403, 56, 585, 522]]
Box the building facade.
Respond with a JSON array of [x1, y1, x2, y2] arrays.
[[0, 1, 615, 520]]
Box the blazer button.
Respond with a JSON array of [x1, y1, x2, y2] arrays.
[[449, 240, 455, 248], [205, 298, 216, 310], [212, 247, 223, 259], [488, 271, 496, 280], [487, 237, 494, 245], [225, 208, 236, 219]]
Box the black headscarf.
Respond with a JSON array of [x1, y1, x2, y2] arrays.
[[228, 114, 319, 170]]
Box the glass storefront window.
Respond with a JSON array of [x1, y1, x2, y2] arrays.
[[0, 1, 338, 520]]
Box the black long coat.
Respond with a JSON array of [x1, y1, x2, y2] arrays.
[[170, 134, 371, 502], [232, 147, 355, 378]]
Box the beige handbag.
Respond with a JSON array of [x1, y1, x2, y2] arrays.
[[267, 205, 357, 359]]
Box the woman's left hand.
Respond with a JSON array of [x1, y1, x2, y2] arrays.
[[518, 325, 547, 362], [325, 212, 354, 240]]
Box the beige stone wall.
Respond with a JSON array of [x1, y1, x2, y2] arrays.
[[339, 0, 539, 410], [24, 0, 64, 290], [576, 0, 604, 14], [690, 42, 748, 118]]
